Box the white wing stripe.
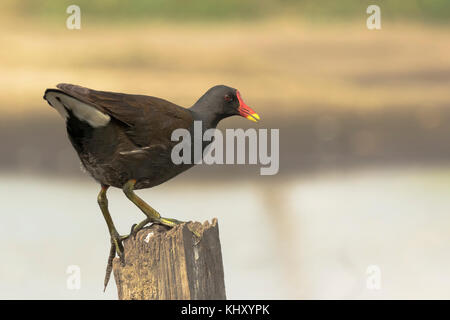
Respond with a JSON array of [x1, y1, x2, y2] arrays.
[[45, 91, 110, 128]]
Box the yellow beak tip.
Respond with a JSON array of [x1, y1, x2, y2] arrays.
[[246, 113, 260, 122]]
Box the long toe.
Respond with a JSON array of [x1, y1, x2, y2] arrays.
[[124, 218, 152, 240], [158, 217, 185, 227]]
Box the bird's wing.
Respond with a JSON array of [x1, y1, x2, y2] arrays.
[[56, 83, 193, 147]]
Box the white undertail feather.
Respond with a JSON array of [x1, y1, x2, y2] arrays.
[[44, 91, 110, 128]]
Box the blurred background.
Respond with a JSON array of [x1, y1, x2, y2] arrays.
[[1, 0, 450, 299]]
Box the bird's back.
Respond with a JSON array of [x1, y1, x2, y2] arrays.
[[44, 84, 195, 188]]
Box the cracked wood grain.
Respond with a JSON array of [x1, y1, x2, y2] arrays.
[[112, 219, 226, 300]]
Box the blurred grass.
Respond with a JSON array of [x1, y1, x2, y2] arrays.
[[1, 0, 450, 118], [2, 0, 450, 24], [2, 22, 450, 116], [2, 0, 450, 23]]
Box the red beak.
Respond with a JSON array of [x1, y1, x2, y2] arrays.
[[236, 90, 260, 122]]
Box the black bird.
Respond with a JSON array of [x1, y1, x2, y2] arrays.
[[43, 83, 259, 263]]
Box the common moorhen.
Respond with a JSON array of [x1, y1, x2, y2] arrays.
[[43, 83, 259, 265]]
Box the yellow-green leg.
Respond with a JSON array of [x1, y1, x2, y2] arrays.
[[123, 179, 184, 232], [97, 185, 126, 262]]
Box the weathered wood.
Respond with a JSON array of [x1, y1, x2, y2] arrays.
[[112, 218, 226, 300]]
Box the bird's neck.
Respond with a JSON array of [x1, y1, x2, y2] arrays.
[[190, 104, 223, 129]]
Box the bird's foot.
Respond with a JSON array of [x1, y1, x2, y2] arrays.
[[103, 232, 126, 292], [130, 217, 183, 233], [128, 218, 152, 239], [112, 231, 126, 264], [128, 217, 201, 242], [120, 217, 180, 242], [158, 217, 201, 239]]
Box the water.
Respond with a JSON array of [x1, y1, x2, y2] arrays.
[[1, 166, 450, 299]]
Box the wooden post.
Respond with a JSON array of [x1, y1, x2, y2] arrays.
[[112, 218, 226, 300]]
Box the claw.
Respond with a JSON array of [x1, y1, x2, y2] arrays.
[[113, 235, 125, 265], [103, 233, 126, 292], [188, 227, 202, 239], [129, 223, 138, 239], [128, 218, 152, 239]]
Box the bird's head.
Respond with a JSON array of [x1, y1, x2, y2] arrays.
[[193, 85, 260, 123]]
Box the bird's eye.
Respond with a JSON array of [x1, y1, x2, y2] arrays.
[[224, 94, 233, 102]]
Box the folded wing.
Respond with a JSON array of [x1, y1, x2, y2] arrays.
[[54, 83, 193, 148]]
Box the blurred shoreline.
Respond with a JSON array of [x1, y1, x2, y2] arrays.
[[2, 104, 450, 179]]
